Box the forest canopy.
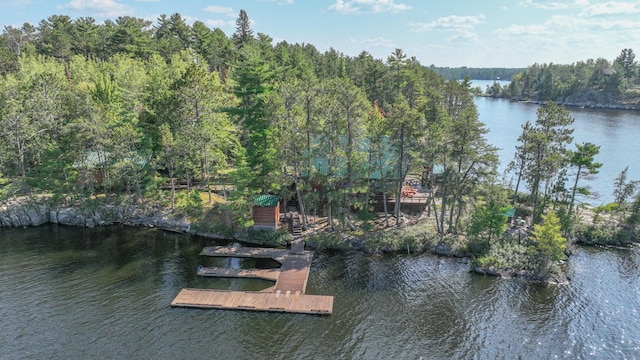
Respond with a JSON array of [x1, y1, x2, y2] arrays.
[[0, 11, 498, 235], [5, 11, 640, 274], [483, 48, 640, 106]]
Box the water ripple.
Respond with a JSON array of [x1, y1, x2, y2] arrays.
[[2, 227, 640, 359]]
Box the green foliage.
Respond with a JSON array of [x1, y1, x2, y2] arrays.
[[174, 190, 203, 219], [613, 166, 638, 207], [503, 50, 639, 103], [576, 224, 635, 246], [528, 211, 567, 264], [430, 67, 524, 81], [471, 235, 529, 270], [0, 12, 625, 254], [0, 172, 9, 199], [596, 202, 619, 213], [468, 200, 509, 243], [568, 142, 602, 219], [627, 193, 640, 226], [513, 102, 574, 222], [305, 232, 349, 250], [364, 223, 438, 253], [246, 229, 292, 247]]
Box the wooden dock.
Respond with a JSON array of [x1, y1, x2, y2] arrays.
[[171, 288, 333, 315], [197, 266, 280, 282], [171, 243, 333, 315]]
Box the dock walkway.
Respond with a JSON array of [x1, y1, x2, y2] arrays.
[[171, 242, 333, 315]]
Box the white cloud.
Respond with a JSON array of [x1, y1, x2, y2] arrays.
[[521, 0, 591, 10], [203, 5, 235, 15], [408, 14, 486, 32], [351, 36, 396, 49], [408, 15, 485, 46], [203, 5, 236, 28], [549, 14, 640, 30], [61, 0, 133, 17], [494, 24, 553, 36], [579, 1, 640, 16], [206, 19, 234, 28], [258, 0, 294, 4], [523, 0, 569, 10], [0, 0, 32, 8], [329, 0, 411, 14]]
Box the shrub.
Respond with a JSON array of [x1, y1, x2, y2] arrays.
[[175, 190, 203, 219], [306, 232, 349, 250], [576, 224, 636, 246], [472, 240, 529, 271], [247, 229, 292, 247], [596, 202, 619, 213]]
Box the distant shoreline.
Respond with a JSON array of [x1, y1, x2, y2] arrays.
[[477, 94, 640, 111]]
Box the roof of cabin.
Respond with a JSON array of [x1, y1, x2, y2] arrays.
[[303, 137, 406, 180], [252, 195, 279, 207]]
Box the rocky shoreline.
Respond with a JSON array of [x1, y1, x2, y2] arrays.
[[0, 199, 196, 234], [0, 198, 577, 285], [481, 92, 640, 111]]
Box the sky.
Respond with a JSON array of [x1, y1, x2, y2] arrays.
[[1, 0, 639, 68]]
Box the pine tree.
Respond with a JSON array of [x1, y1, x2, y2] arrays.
[[233, 10, 253, 49], [529, 211, 566, 270]]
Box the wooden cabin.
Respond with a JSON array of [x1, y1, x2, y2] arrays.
[[252, 195, 280, 230]]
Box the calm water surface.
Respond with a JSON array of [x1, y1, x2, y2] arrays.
[[473, 80, 640, 206], [1, 225, 639, 359]]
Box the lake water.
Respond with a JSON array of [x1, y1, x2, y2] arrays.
[[1, 225, 639, 359], [473, 80, 640, 206]]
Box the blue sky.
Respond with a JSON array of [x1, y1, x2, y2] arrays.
[[1, 0, 639, 67]]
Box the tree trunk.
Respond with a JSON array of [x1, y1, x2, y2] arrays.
[[169, 164, 175, 211], [394, 125, 405, 224], [512, 165, 524, 209], [429, 189, 442, 235], [383, 191, 390, 227], [568, 164, 582, 219], [439, 182, 448, 244]]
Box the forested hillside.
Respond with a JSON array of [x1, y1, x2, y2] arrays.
[[0, 11, 497, 235], [5, 11, 640, 274], [484, 49, 640, 108]]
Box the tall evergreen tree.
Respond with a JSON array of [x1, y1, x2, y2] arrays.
[[568, 142, 602, 220], [233, 10, 253, 49], [71, 17, 99, 59], [36, 15, 73, 61], [232, 42, 275, 192], [520, 102, 574, 222]]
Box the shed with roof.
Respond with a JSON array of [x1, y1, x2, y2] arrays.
[[252, 195, 280, 230]]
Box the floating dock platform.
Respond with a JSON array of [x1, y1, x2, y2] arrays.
[[171, 239, 333, 315], [171, 288, 333, 315]]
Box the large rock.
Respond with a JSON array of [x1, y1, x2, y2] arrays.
[[0, 202, 49, 227], [432, 244, 452, 256], [1, 199, 196, 236]]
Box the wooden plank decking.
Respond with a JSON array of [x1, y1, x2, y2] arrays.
[[171, 288, 333, 314], [200, 246, 290, 262], [172, 243, 333, 315], [197, 266, 280, 282], [274, 252, 312, 293]]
